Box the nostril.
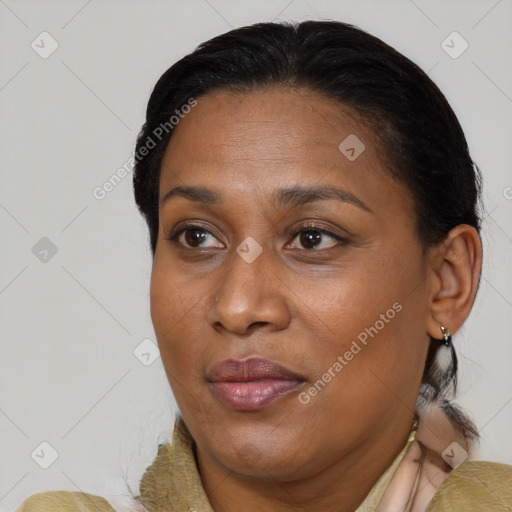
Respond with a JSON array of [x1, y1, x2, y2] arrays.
[[247, 321, 271, 331]]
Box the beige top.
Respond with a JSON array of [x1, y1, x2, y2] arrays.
[[16, 417, 512, 511]]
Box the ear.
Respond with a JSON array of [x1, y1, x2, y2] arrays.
[[425, 225, 482, 339]]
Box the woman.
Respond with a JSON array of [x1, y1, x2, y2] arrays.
[[17, 20, 512, 512]]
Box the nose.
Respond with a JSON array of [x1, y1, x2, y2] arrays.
[[207, 245, 291, 335]]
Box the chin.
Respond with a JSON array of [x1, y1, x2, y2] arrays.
[[220, 448, 304, 480], [203, 423, 315, 480]]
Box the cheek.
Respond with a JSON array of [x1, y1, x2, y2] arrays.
[[291, 255, 403, 344], [149, 259, 196, 366], [298, 244, 426, 367], [149, 254, 222, 395], [150, 251, 205, 332]]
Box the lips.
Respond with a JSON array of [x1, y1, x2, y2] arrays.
[[208, 357, 305, 411]]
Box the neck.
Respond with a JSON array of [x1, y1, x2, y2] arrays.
[[196, 417, 413, 512]]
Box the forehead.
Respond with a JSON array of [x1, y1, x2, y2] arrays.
[[158, 86, 410, 216], [163, 86, 375, 171]]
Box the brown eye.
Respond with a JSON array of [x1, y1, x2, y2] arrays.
[[169, 226, 224, 249], [183, 228, 208, 247], [300, 230, 323, 249], [289, 227, 344, 250]]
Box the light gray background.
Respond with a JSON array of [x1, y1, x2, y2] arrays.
[[1, 0, 511, 510]]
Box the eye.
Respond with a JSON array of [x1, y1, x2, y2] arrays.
[[287, 224, 348, 250], [168, 225, 224, 249]]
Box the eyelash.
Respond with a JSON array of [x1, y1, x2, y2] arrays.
[[288, 221, 350, 249], [166, 222, 350, 250]]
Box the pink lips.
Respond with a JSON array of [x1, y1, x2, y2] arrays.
[[208, 357, 305, 411]]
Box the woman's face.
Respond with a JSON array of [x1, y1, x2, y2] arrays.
[[150, 86, 432, 479]]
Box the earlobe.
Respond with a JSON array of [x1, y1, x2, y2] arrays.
[[425, 224, 482, 338]]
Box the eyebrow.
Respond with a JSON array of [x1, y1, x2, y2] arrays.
[[274, 185, 372, 212], [162, 184, 372, 213], [162, 186, 220, 205]]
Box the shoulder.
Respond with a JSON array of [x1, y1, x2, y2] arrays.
[[426, 461, 512, 511], [16, 491, 116, 512]]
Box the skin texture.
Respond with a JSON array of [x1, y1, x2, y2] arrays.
[[149, 86, 482, 512]]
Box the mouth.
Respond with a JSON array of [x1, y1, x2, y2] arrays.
[[207, 357, 306, 411]]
